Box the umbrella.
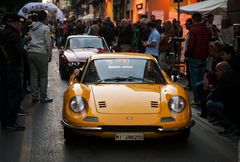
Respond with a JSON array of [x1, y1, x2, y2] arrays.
[[82, 14, 94, 21]]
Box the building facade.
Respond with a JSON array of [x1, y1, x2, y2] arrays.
[[227, 0, 240, 24], [104, 0, 199, 23]]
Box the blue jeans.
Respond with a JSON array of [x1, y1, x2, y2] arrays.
[[194, 81, 204, 104], [189, 58, 206, 102]]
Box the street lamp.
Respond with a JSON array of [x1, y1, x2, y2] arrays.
[[174, 0, 183, 22]]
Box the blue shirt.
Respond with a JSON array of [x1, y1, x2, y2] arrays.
[[145, 28, 160, 57]]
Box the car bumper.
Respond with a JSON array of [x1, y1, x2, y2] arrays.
[[61, 119, 195, 133]]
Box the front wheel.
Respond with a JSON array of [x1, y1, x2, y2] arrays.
[[60, 65, 68, 80], [64, 127, 76, 141], [177, 128, 190, 140]]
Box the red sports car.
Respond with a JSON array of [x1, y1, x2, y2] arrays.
[[59, 35, 110, 79]]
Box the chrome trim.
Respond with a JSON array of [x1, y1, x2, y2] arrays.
[[157, 120, 195, 132], [61, 120, 195, 132], [61, 120, 102, 131]]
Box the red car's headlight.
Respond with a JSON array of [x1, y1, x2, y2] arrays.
[[70, 96, 88, 113]]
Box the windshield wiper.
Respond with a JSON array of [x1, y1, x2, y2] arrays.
[[126, 76, 154, 83], [83, 46, 95, 48], [95, 76, 154, 84], [96, 77, 127, 83]]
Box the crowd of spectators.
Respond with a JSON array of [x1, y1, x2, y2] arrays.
[[0, 11, 53, 130], [183, 13, 240, 137], [0, 10, 240, 137], [50, 15, 185, 72]]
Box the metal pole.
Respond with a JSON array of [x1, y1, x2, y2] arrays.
[[178, 0, 180, 22]]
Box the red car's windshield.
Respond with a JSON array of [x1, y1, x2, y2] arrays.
[[66, 37, 108, 50]]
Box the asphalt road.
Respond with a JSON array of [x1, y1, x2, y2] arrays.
[[0, 49, 239, 162]]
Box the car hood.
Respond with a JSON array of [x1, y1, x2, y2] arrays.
[[91, 84, 164, 114], [64, 49, 98, 62]]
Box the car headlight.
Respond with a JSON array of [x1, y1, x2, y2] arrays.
[[68, 62, 74, 66], [68, 62, 81, 67], [70, 96, 88, 113], [168, 96, 186, 113]]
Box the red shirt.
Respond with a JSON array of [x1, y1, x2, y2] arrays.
[[186, 23, 211, 59]]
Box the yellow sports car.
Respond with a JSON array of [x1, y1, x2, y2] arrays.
[[61, 53, 194, 141]]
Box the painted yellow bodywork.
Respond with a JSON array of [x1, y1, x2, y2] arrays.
[[62, 53, 192, 138]]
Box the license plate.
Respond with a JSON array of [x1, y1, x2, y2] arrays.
[[115, 133, 144, 141]]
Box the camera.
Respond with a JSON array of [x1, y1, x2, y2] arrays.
[[22, 20, 32, 36]]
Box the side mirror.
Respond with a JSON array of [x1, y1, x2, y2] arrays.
[[109, 46, 114, 52], [59, 46, 64, 52], [171, 75, 178, 82], [69, 68, 83, 85]]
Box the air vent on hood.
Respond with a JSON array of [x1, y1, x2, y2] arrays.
[[151, 101, 158, 108], [98, 101, 106, 108]]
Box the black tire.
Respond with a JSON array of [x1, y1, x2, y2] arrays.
[[177, 128, 190, 140], [64, 127, 75, 141], [60, 65, 68, 80]]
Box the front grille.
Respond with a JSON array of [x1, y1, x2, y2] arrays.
[[151, 101, 158, 108], [67, 62, 85, 72], [98, 101, 106, 108], [99, 126, 161, 132]]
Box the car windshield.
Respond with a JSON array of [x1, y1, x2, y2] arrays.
[[67, 37, 108, 49], [82, 58, 165, 84]]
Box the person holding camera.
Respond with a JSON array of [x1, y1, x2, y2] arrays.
[[158, 20, 174, 72]]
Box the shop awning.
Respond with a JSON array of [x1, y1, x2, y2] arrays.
[[179, 0, 227, 15]]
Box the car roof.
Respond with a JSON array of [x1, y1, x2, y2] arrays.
[[67, 35, 101, 39], [90, 52, 156, 60]]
